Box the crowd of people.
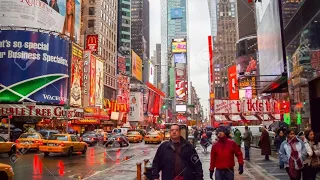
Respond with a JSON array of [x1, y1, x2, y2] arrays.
[[150, 124, 320, 180]]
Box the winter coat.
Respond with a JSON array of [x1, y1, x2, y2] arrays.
[[260, 130, 271, 155], [152, 136, 204, 180], [305, 141, 320, 166], [279, 139, 307, 169], [233, 129, 242, 146], [209, 136, 244, 170], [242, 130, 252, 147], [274, 135, 286, 151]]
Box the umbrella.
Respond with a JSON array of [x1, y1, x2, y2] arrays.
[[13, 128, 22, 132]]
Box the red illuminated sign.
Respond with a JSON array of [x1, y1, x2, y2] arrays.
[[86, 35, 99, 52], [228, 65, 239, 100]]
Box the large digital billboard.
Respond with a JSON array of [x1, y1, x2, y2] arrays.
[[0, 30, 70, 104], [228, 65, 239, 100], [131, 50, 142, 81], [174, 54, 186, 63], [236, 54, 257, 77], [117, 55, 126, 74], [176, 80, 188, 102], [0, 0, 81, 43], [70, 43, 83, 107], [95, 58, 103, 106], [172, 42, 187, 53]]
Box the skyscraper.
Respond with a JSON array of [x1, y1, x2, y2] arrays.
[[81, 0, 118, 99], [208, 0, 237, 99], [117, 0, 131, 74], [156, 44, 161, 89]]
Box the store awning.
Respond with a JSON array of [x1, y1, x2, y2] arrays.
[[243, 115, 258, 121], [214, 115, 228, 121], [76, 119, 100, 124], [228, 115, 242, 121], [261, 74, 288, 93]]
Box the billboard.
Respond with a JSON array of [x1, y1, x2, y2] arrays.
[[117, 75, 130, 112], [174, 54, 186, 64], [129, 92, 143, 121], [70, 43, 83, 107], [176, 80, 188, 101], [149, 62, 155, 85], [172, 42, 187, 53], [228, 65, 239, 100], [239, 76, 257, 98], [0, 0, 81, 43], [83, 51, 96, 107], [236, 54, 257, 77], [85, 35, 98, 52], [117, 55, 126, 74], [131, 50, 142, 81], [171, 8, 183, 19], [95, 58, 103, 106], [0, 30, 69, 104], [90, 54, 96, 106], [175, 64, 187, 80], [176, 104, 187, 112]]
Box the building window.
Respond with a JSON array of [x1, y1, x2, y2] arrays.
[[88, 20, 95, 28], [89, 7, 95, 15]]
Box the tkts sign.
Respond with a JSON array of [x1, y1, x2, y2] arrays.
[[86, 35, 98, 52]]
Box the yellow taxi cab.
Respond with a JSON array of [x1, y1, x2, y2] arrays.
[[0, 136, 16, 156], [155, 131, 165, 140], [16, 132, 43, 151], [40, 134, 87, 157], [0, 163, 14, 180], [126, 131, 143, 143], [144, 132, 163, 144]]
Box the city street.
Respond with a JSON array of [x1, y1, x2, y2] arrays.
[[0, 142, 159, 180]]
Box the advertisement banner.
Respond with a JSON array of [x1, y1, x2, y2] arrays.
[[149, 62, 155, 85], [95, 58, 103, 106], [0, 0, 81, 43], [172, 42, 187, 53], [176, 81, 188, 101], [0, 30, 69, 104], [236, 54, 257, 76], [117, 55, 126, 74], [171, 8, 183, 19], [129, 92, 142, 121], [174, 54, 186, 64], [214, 100, 241, 114], [175, 64, 187, 80], [148, 90, 155, 113], [70, 43, 83, 107], [90, 54, 96, 106], [228, 65, 239, 100], [239, 76, 257, 98], [117, 75, 130, 112], [131, 50, 142, 81], [83, 51, 90, 107], [85, 35, 98, 52]]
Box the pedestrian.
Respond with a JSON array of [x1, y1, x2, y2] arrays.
[[152, 124, 203, 180], [303, 129, 320, 180], [233, 128, 242, 148], [200, 132, 210, 153], [242, 126, 252, 161], [194, 128, 199, 147], [279, 129, 307, 180], [274, 130, 286, 153], [259, 127, 271, 160], [209, 126, 244, 180]]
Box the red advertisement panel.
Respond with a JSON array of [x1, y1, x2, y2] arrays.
[[228, 65, 239, 100], [89, 55, 96, 106], [70, 43, 83, 107], [117, 56, 126, 74], [86, 35, 98, 52], [176, 80, 188, 102]]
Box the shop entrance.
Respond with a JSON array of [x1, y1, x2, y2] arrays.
[[309, 77, 320, 134]]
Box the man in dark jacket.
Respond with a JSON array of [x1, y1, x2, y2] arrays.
[[209, 126, 244, 180], [242, 126, 252, 160], [152, 124, 203, 180]]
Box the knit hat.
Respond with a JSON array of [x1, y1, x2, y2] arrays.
[[216, 126, 230, 135]]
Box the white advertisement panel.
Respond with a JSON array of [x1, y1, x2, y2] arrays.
[[95, 59, 104, 106], [149, 62, 155, 85], [129, 92, 143, 121], [0, 0, 81, 43], [214, 100, 242, 114]]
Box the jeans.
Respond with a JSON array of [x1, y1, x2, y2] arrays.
[[244, 146, 250, 160], [215, 169, 234, 180]]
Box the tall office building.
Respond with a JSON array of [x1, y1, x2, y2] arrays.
[[160, 0, 188, 95], [117, 0, 131, 74], [208, 0, 237, 99], [156, 44, 161, 88], [81, 0, 118, 99]]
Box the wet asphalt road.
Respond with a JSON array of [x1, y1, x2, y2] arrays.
[[0, 141, 160, 180]]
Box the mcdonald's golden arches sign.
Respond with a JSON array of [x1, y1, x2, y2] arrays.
[[86, 35, 98, 52]]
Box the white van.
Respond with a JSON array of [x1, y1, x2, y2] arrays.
[[112, 128, 128, 135]]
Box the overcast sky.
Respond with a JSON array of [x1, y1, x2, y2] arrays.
[[149, 0, 211, 118]]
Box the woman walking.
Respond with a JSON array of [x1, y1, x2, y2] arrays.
[[274, 130, 286, 152], [279, 129, 307, 180], [303, 130, 320, 180]]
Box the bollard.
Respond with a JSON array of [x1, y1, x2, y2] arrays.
[[144, 161, 153, 180], [136, 162, 142, 180], [144, 159, 149, 174]]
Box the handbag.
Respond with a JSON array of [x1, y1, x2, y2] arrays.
[[311, 155, 320, 168]]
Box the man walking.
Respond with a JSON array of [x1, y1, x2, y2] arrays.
[[152, 124, 203, 180], [233, 128, 242, 147], [242, 126, 252, 160], [209, 126, 244, 180]]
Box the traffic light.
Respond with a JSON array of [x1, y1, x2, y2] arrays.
[[162, 105, 167, 109]]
